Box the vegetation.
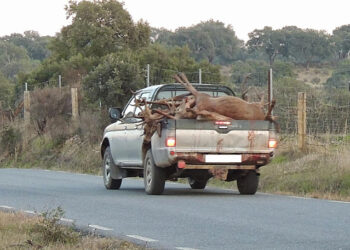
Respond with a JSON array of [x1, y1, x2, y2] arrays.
[[259, 137, 350, 201], [153, 20, 243, 64], [0, 0, 350, 202], [0, 208, 144, 249]]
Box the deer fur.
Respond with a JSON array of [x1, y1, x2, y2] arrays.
[[175, 73, 267, 121]]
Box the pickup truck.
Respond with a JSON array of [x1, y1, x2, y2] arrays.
[[101, 83, 277, 195]]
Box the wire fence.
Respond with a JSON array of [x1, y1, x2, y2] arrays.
[[4, 66, 350, 138]]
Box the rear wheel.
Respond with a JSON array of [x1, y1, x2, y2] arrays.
[[144, 149, 165, 195], [103, 147, 122, 190], [237, 171, 259, 195], [188, 177, 208, 189]]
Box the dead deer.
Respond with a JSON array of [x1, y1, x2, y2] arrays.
[[174, 73, 268, 121]]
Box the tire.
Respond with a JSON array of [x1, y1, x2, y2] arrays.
[[143, 149, 165, 195], [237, 170, 259, 195], [188, 177, 208, 189], [103, 147, 122, 190]]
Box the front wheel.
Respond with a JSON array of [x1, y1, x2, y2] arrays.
[[144, 149, 165, 195], [188, 177, 208, 189], [103, 147, 122, 190], [237, 171, 259, 195]]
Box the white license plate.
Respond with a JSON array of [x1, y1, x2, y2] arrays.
[[205, 154, 242, 163]]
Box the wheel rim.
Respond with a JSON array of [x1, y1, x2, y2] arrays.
[[145, 158, 152, 187], [104, 156, 111, 183]]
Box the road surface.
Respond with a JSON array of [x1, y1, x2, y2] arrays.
[[0, 168, 349, 250]]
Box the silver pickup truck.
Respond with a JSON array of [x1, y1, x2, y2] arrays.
[[101, 83, 277, 195]]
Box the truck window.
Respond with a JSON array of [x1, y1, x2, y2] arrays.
[[123, 92, 151, 117]]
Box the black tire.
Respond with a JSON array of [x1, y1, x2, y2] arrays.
[[188, 177, 208, 189], [144, 149, 165, 195], [237, 171, 259, 195], [103, 147, 122, 190]]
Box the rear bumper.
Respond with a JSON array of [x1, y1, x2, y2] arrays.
[[178, 164, 256, 170], [153, 148, 271, 169], [174, 152, 271, 168]]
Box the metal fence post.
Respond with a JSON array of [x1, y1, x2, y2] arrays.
[[23, 90, 30, 148]]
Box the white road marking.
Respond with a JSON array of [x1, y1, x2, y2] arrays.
[[88, 224, 113, 231], [176, 247, 199, 250], [328, 200, 350, 204], [60, 218, 74, 223], [287, 195, 312, 200], [126, 235, 158, 242], [23, 210, 36, 215], [0, 205, 14, 209]]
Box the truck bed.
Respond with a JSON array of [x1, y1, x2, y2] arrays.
[[152, 118, 276, 168]]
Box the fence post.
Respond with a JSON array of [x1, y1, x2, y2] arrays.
[[297, 92, 306, 150], [23, 90, 30, 148], [71, 88, 79, 120]]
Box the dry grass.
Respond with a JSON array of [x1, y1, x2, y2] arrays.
[[206, 135, 350, 201], [259, 135, 350, 201], [295, 66, 332, 86], [0, 210, 144, 250]]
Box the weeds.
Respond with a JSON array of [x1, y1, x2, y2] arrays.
[[0, 210, 145, 249], [30, 206, 79, 245], [0, 125, 21, 156], [259, 136, 350, 200]]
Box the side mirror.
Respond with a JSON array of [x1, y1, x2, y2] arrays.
[[108, 107, 122, 122]]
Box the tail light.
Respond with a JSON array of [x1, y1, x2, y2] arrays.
[[268, 138, 277, 148], [215, 121, 231, 125], [166, 137, 176, 147]]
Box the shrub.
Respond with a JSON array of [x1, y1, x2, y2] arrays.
[[0, 126, 22, 155], [30, 207, 79, 245], [30, 87, 71, 135], [311, 77, 321, 84]]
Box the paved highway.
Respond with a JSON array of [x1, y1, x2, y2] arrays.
[[0, 168, 349, 250]]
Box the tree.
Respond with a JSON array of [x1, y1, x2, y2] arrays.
[[138, 44, 221, 85], [230, 59, 295, 86], [283, 27, 332, 68], [325, 59, 350, 89], [0, 72, 14, 108], [1, 31, 51, 61], [247, 27, 288, 66], [332, 25, 350, 59], [83, 50, 144, 107], [155, 20, 242, 65], [50, 0, 150, 61], [0, 41, 38, 79]]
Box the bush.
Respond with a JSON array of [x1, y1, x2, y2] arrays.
[[311, 77, 321, 84], [0, 126, 21, 155], [30, 87, 71, 135], [30, 207, 79, 245]]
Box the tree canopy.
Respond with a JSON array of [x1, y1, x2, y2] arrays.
[[50, 0, 150, 61], [154, 20, 243, 65], [246, 26, 333, 67]]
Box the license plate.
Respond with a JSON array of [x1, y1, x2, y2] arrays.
[[205, 154, 242, 163]]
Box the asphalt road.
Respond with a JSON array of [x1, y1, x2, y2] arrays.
[[0, 168, 349, 250]]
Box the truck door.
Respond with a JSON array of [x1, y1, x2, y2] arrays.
[[125, 92, 152, 167]]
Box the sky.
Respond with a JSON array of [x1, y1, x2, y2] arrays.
[[0, 0, 349, 41]]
